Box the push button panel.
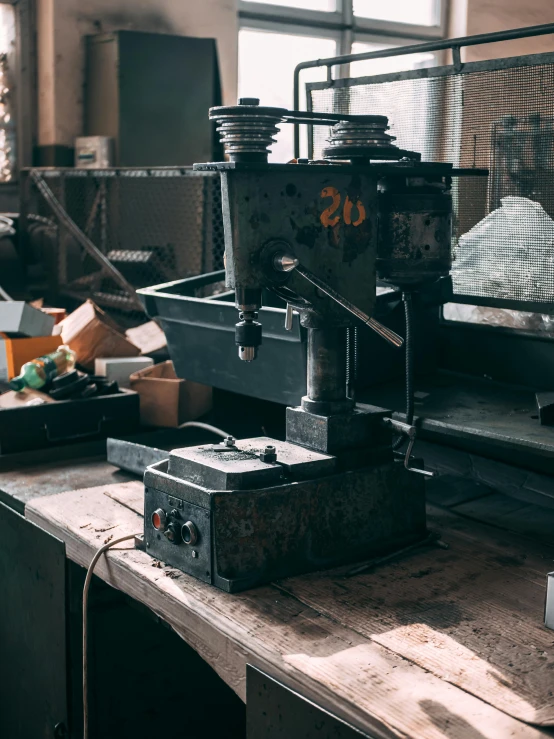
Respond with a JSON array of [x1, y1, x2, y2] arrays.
[[144, 487, 212, 583]]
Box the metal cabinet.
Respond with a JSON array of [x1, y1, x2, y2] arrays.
[[247, 665, 377, 738], [0, 502, 69, 738], [85, 31, 222, 167]]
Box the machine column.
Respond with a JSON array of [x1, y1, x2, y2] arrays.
[[302, 327, 354, 416]]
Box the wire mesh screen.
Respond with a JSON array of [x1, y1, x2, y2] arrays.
[[20, 168, 224, 323], [308, 57, 554, 310]]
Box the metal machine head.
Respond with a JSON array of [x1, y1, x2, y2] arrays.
[[195, 99, 452, 362]]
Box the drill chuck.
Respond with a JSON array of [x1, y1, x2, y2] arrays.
[[236, 311, 262, 362]]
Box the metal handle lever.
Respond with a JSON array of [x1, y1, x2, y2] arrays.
[[285, 303, 294, 330], [273, 255, 403, 349], [295, 264, 404, 348], [383, 418, 435, 478]]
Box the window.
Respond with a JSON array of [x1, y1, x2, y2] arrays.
[[238, 0, 446, 161], [349, 41, 436, 77], [353, 0, 438, 26], [251, 0, 337, 9], [238, 30, 336, 161], [0, 2, 15, 182]]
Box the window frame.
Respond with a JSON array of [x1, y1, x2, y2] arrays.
[[238, 0, 448, 49], [238, 0, 447, 158], [0, 0, 34, 185]]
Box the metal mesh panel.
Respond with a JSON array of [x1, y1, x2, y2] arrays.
[[308, 57, 554, 310], [20, 168, 224, 324]]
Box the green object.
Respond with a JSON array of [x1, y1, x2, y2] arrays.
[[9, 345, 76, 392]]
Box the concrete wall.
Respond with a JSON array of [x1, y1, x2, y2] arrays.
[[37, 0, 238, 150]]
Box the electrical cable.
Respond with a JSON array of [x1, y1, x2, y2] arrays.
[[82, 427, 230, 738], [177, 421, 232, 438], [82, 533, 139, 739], [393, 292, 414, 452]]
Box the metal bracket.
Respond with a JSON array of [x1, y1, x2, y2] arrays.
[[383, 417, 435, 478], [452, 45, 463, 73]]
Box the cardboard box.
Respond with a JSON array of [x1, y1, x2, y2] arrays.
[[56, 300, 140, 371], [125, 321, 167, 355], [41, 307, 67, 325], [95, 356, 154, 389], [30, 299, 67, 325], [0, 301, 55, 337], [0, 334, 60, 381], [130, 360, 212, 427]]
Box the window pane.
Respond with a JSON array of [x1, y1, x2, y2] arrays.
[[0, 4, 15, 182], [353, 0, 438, 26], [238, 30, 337, 161], [242, 0, 336, 10], [350, 41, 435, 77]]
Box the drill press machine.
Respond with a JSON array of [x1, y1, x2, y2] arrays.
[[143, 100, 456, 592]]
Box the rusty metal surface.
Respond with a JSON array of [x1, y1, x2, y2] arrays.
[[212, 462, 425, 589], [239, 437, 336, 479], [377, 189, 452, 288], [145, 447, 426, 592], [286, 404, 391, 455], [168, 436, 336, 491], [169, 444, 284, 491], [219, 165, 379, 322]]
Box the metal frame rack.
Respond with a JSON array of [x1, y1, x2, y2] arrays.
[[293, 22, 554, 318], [19, 166, 224, 319], [239, 0, 448, 53]]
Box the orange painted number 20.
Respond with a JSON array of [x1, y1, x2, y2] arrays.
[[320, 187, 366, 228]]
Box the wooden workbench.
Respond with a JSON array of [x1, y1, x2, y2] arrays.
[[24, 475, 554, 739]]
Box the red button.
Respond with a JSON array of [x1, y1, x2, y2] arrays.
[[151, 508, 166, 530]]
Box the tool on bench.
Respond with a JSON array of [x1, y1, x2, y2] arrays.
[[142, 99, 485, 591]]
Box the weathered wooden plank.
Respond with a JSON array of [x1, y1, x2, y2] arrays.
[[0, 457, 132, 514], [279, 505, 554, 726], [103, 480, 144, 515], [26, 483, 551, 739]]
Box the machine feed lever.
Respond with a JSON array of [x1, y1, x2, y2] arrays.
[[273, 255, 404, 349], [285, 303, 294, 331], [383, 417, 436, 478]]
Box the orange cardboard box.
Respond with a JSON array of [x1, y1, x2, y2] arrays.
[[0, 333, 60, 380], [130, 360, 212, 427], [56, 300, 139, 371]]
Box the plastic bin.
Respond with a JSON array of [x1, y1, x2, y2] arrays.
[[138, 271, 440, 407]]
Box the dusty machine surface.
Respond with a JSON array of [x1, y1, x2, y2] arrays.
[[143, 100, 481, 591]]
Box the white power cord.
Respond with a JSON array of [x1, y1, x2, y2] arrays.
[[83, 424, 231, 736], [82, 533, 139, 739], [177, 421, 231, 438]]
